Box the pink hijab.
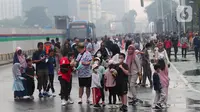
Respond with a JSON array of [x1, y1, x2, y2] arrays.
[[126, 45, 136, 69]]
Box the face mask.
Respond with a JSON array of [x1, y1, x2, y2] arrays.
[[94, 69, 98, 72], [97, 53, 102, 57], [119, 59, 123, 63], [94, 61, 99, 64]]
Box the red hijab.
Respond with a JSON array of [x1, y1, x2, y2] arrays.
[[126, 45, 135, 69]]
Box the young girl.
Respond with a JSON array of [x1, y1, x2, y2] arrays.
[[13, 63, 25, 100], [104, 60, 117, 105], [93, 57, 106, 106], [91, 64, 102, 108], [25, 58, 36, 99], [157, 59, 169, 107], [59, 57, 73, 106]]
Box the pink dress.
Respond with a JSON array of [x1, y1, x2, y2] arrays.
[[159, 66, 170, 104]]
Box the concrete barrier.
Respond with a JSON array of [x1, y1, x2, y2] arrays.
[[0, 49, 36, 61]]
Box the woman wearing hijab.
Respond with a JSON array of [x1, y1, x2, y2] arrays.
[[126, 45, 142, 105], [13, 63, 26, 100], [13, 47, 28, 96]]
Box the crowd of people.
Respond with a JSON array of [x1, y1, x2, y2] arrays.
[[12, 32, 199, 111]]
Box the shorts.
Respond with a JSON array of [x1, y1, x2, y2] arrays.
[[116, 81, 128, 96], [78, 77, 92, 88]]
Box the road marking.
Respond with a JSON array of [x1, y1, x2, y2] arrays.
[[170, 62, 200, 93]]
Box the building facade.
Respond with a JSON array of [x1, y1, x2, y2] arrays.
[[79, 0, 101, 23], [0, 0, 22, 20], [101, 0, 129, 19]]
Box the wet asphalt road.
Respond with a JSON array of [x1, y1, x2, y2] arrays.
[[1, 63, 200, 112]]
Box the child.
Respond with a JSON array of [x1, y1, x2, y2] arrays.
[[93, 57, 106, 106], [59, 57, 73, 106], [104, 60, 117, 106], [153, 64, 165, 109], [157, 59, 169, 108], [91, 64, 102, 108], [13, 63, 25, 100], [25, 58, 36, 99], [46, 50, 56, 96], [115, 53, 129, 111]]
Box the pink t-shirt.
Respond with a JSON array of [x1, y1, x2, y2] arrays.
[[104, 69, 116, 87], [159, 66, 170, 87]]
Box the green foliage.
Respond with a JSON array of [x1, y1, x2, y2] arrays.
[[24, 6, 52, 27]]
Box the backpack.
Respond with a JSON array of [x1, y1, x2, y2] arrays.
[[44, 42, 52, 55]]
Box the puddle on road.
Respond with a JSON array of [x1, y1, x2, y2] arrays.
[[183, 69, 200, 76]]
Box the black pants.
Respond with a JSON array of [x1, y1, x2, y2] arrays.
[[108, 87, 116, 104], [46, 74, 55, 93], [174, 46, 178, 60], [166, 48, 171, 60], [21, 73, 28, 96], [58, 76, 62, 95], [27, 79, 35, 96], [182, 48, 187, 58], [68, 77, 72, 96], [194, 47, 200, 62], [60, 79, 70, 101], [142, 64, 152, 86], [100, 88, 105, 102]]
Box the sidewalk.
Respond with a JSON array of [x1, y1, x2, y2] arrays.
[[0, 60, 12, 66]]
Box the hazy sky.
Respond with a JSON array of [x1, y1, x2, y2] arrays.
[[130, 0, 152, 22]]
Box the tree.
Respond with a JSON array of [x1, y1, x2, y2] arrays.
[[122, 9, 137, 33], [0, 17, 24, 27], [24, 6, 52, 27]]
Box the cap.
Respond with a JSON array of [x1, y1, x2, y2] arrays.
[[92, 64, 98, 70], [94, 57, 100, 61], [76, 42, 85, 49], [60, 57, 70, 65]]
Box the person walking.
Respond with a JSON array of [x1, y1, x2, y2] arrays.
[[76, 43, 93, 104], [126, 45, 141, 105], [181, 34, 189, 58], [193, 35, 200, 62], [153, 64, 166, 109], [141, 43, 153, 87], [164, 38, 172, 61]]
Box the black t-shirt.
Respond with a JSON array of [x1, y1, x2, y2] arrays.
[[25, 66, 35, 80], [32, 50, 48, 70], [115, 63, 129, 84]]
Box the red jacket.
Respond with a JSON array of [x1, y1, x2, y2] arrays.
[[59, 57, 72, 82], [164, 40, 172, 49]]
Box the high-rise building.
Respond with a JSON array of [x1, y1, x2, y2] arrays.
[[79, 0, 101, 23], [101, 0, 130, 19], [0, 0, 22, 20]]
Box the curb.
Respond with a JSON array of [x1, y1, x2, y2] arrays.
[[0, 60, 13, 66]]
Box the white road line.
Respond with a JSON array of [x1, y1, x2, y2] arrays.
[[170, 62, 200, 93]]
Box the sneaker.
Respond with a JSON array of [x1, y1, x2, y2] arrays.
[[78, 98, 82, 104], [94, 104, 101, 108], [155, 103, 162, 109], [39, 93, 43, 98], [30, 96, 34, 100], [52, 92, 56, 97], [120, 105, 128, 111], [43, 92, 51, 97], [23, 96, 31, 99], [68, 97, 74, 104], [86, 99, 91, 104], [102, 102, 106, 107], [61, 99, 67, 106]]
